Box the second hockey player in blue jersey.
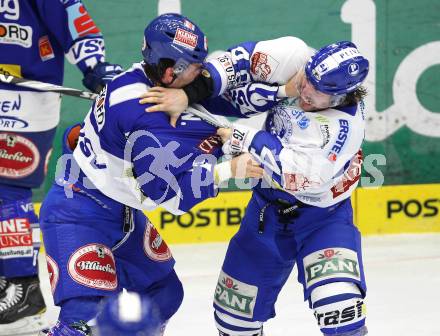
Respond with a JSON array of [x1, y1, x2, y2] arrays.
[[38, 14, 262, 336]]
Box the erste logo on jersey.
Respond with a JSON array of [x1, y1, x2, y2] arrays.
[[250, 52, 279, 81], [66, 3, 100, 39], [143, 221, 172, 262], [68, 244, 117, 290], [328, 119, 350, 162], [173, 28, 198, 50], [0, 133, 40, 178], [0, 0, 19, 20], [46, 254, 59, 294]]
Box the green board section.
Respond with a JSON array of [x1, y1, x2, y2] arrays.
[[35, 0, 440, 200]]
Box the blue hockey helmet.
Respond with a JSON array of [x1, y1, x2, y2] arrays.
[[304, 41, 369, 95], [142, 13, 208, 71]]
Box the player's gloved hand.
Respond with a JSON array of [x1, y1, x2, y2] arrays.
[[82, 62, 123, 93]]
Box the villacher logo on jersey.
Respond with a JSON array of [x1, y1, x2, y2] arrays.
[[143, 221, 172, 262], [0, 133, 39, 178], [68, 244, 118, 290], [46, 254, 59, 294]]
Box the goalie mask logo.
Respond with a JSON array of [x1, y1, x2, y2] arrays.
[[143, 221, 172, 262], [68, 244, 117, 291]]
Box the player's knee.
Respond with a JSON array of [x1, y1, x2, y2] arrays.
[[59, 296, 103, 324], [214, 309, 263, 336], [142, 270, 183, 322], [309, 282, 366, 335]]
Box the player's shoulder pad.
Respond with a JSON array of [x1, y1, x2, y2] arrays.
[[252, 36, 314, 84], [107, 63, 152, 108]]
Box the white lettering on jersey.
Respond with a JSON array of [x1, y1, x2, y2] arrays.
[[66, 38, 105, 65], [0, 23, 32, 48], [0, 0, 20, 20]]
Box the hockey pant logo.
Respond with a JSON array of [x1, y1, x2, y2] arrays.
[[68, 243, 117, 291]]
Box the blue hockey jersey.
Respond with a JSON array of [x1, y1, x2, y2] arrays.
[[73, 63, 224, 215], [0, 0, 106, 133], [0, 0, 105, 87], [0, 0, 107, 187]]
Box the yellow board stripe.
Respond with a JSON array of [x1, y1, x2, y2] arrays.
[[34, 184, 440, 245]]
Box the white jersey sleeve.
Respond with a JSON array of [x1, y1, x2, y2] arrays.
[[222, 98, 366, 207], [205, 36, 313, 96]]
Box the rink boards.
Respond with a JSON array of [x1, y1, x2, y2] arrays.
[[149, 183, 440, 243], [34, 183, 440, 244]]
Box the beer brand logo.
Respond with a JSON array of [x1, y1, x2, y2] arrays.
[[0, 133, 39, 178], [68, 244, 117, 290], [143, 221, 172, 262], [303, 248, 361, 288], [46, 254, 59, 294], [214, 270, 258, 318]]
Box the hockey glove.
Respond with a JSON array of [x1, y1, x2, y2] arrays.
[[82, 62, 123, 93]]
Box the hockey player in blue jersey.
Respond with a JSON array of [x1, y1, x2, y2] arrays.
[[145, 40, 370, 335], [0, 0, 122, 333], [38, 13, 262, 336]]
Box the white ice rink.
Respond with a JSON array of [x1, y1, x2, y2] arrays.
[[39, 234, 440, 335]]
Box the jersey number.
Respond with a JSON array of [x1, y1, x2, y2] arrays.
[[79, 131, 107, 169]]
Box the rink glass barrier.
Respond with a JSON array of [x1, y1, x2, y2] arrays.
[[32, 0, 440, 202], [17, 0, 437, 243]]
